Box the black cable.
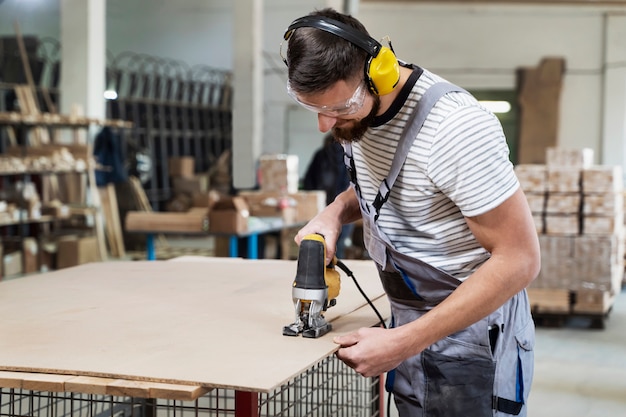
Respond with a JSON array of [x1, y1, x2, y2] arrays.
[[335, 259, 392, 417], [335, 259, 387, 329]]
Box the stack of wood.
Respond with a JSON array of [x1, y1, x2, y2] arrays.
[[515, 147, 624, 324]]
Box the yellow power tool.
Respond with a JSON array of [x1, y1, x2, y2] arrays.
[[282, 234, 341, 338]]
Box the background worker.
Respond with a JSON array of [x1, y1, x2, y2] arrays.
[[282, 7, 541, 417]]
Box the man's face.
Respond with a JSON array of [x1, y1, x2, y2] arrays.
[[332, 94, 380, 143], [288, 79, 379, 142]]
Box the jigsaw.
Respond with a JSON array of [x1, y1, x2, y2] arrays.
[[282, 233, 340, 338]]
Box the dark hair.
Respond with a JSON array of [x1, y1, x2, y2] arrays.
[[286, 8, 369, 94]]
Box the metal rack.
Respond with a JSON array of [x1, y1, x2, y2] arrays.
[[0, 356, 382, 417], [1, 36, 234, 211], [105, 52, 233, 210]]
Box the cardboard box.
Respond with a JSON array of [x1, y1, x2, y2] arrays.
[[515, 164, 547, 192], [582, 165, 623, 193], [238, 191, 284, 217], [545, 214, 580, 235], [546, 147, 594, 168], [192, 190, 221, 208], [547, 167, 581, 193], [56, 235, 100, 269], [258, 154, 299, 194], [545, 192, 581, 214], [209, 196, 249, 234], [239, 190, 326, 222], [172, 174, 209, 195], [168, 157, 195, 178]]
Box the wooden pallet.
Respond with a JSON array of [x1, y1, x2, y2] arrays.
[[527, 287, 615, 329]]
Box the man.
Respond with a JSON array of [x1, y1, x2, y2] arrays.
[[282, 7, 540, 417]]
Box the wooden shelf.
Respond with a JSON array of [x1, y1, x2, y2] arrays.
[[0, 111, 132, 129]]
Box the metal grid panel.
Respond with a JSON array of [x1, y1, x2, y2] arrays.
[[0, 356, 381, 417], [0, 357, 380, 417]]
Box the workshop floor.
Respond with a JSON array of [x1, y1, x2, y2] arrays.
[[527, 285, 626, 417], [385, 286, 626, 417]]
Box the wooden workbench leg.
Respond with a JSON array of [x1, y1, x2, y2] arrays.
[[234, 391, 258, 417]]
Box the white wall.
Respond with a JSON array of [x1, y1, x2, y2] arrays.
[[2, 1, 626, 172], [357, 3, 626, 167]]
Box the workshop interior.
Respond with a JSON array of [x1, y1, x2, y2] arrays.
[[0, 1, 625, 417]]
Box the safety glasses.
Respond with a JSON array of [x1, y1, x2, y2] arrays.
[[287, 80, 366, 117]]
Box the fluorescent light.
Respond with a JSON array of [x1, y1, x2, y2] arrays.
[[103, 90, 118, 100], [479, 100, 511, 114]]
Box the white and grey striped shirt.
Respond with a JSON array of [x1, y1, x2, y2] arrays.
[[351, 68, 519, 280]]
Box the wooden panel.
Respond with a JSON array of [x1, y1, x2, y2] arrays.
[[0, 259, 387, 393]]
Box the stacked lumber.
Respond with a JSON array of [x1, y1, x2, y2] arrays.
[[515, 147, 624, 324]]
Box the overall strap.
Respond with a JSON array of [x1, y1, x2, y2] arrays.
[[346, 82, 469, 220]]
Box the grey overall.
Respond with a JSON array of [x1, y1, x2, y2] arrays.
[[344, 83, 535, 416]]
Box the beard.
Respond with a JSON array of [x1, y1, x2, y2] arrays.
[[332, 95, 380, 143]]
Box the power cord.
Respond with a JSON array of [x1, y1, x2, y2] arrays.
[[335, 259, 387, 329]]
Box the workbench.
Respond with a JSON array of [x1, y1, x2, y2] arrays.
[[125, 211, 304, 260], [0, 257, 389, 416]]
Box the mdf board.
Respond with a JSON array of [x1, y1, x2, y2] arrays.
[[0, 259, 387, 393]]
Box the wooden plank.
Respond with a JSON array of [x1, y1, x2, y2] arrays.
[[99, 185, 125, 258], [147, 382, 211, 401], [106, 184, 126, 258], [0, 370, 26, 388], [65, 375, 117, 395], [21, 373, 73, 392], [125, 210, 209, 233], [86, 156, 108, 261], [14, 85, 50, 145], [106, 379, 152, 398], [64, 376, 210, 401]]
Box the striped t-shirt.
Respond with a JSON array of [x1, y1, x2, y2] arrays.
[[350, 66, 519, 280]]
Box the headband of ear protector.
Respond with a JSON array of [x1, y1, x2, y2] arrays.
[[283, 16, 400, 96]]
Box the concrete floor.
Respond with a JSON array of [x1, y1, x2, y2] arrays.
[[529, 285, 626, 417], [385, 285, 626, 417]]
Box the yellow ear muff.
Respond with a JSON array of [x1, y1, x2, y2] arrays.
[[367, 46, 400, 96]]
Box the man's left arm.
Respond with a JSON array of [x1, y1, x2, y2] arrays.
[[334, 187, 541, 377]]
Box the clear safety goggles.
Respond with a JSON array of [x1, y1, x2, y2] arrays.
[[286, 80, 366, 117]]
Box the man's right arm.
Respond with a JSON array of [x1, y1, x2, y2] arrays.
[[295, 187, 361, 262]]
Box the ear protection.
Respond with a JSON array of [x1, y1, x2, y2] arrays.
[[283, 16, 400, 96]]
